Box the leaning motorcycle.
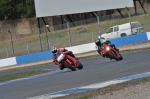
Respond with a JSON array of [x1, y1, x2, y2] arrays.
[[54, 51, 83, 71], [101, 44, 123, 61]]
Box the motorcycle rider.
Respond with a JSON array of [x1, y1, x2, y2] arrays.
[[52, 47, 78, 70], [95, 37, 119, 58]]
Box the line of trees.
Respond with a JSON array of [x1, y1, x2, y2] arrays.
[[0, 0, 35, 20], [0, 0, 149, 21]]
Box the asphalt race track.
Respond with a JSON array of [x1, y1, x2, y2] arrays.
[[0, 50, 150, 99]]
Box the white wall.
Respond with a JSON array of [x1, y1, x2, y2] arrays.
[[66, 42, 96, 54], [146, 32, 150, 40], [0, 57, 17, 67], [34, 0, 133, 17]]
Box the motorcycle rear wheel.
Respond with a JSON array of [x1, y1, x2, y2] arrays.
[[64, 62, 76, 71]]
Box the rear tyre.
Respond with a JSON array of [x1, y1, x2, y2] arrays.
[[121, 33, 127, 37], [64, 62, 76, 71], [77, 61, 83, 69], [109, 52, 119, 61]]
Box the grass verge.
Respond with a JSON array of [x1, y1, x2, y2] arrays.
[[53, 76, 150, 99], [0, 70, 52, 82]]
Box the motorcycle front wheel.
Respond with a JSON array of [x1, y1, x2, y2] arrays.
[[108, 52, 119, 61], [77, 61, 83, 69], [119, 54, 123, 60]]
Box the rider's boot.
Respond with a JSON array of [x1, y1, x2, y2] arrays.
[[102, 54, 105, 58], [59, 65, 65, 70]]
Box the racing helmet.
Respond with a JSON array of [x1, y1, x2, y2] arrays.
[[52, 47, 57, 53], [95, 38, 101, 46], [100, 37, 106, 43]]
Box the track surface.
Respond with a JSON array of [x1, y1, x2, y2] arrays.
[[0, 50, 150, 99]]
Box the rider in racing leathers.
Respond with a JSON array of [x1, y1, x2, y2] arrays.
[[95, 37, 119, 58], [52, 47, 77, 70]]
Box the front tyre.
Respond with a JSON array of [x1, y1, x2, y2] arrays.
[[77, 61, 83, 69], [64, 62, 76, 71], [109, 52, 119, 61], [119, 54, 123, 60], [59, 65, 66, 70]]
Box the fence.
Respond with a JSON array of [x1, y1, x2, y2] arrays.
[[0, 11, 150, 59]]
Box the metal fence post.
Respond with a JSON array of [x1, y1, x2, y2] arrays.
[[45, 25, 50, 50], [126, 7, 133, 35], [26, 43, 29, 54], [6, 47, 9, 57], [48, 39, 50, 49], [94, 13, 101, 38], [91, 32, 94, 41], [38, 28, 43, 51], [64, 19, 72, 46], [37, 18, 43, 52], [8, 30, 15, 56]]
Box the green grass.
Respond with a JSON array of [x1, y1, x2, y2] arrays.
[[0, 70, 51, 82]]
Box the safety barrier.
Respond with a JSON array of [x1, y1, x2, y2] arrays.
[[146, 32, 150, 40], [0, 57, 17, 67], [0, 32, 149, 67], [110, 32, 148, 46], [16, 50, 53, 64]]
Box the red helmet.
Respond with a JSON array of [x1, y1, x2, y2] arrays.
[[52, 47, 57, 53]]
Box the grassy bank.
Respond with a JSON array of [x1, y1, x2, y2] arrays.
[[0, 70, 52, 82], [54, 76, 150, 99]]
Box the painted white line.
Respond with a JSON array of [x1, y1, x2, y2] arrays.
[[44, 69, 55, 71], [27, 72, 150, 99]]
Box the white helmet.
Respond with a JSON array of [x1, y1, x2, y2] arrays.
[[100, 37, 106, 43], [52, 47, 57, 53]]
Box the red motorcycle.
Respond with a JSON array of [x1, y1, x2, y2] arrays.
[[53, 51, 83, 71], [101, 44, 123, 61]]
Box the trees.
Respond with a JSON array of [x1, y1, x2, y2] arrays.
[[0, 0, 35, 20]]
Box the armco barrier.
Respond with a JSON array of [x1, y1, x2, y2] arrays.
[[16, 50, 53, 64], [0, 57, 17, 67], [110, 32, 148, 47]]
